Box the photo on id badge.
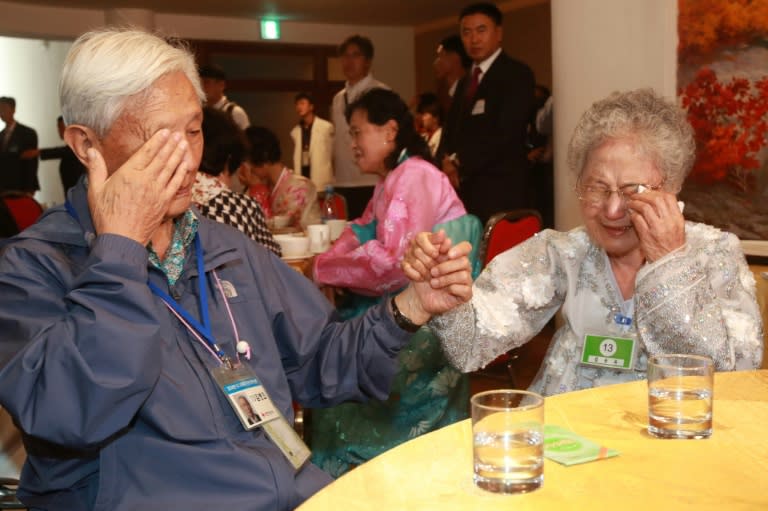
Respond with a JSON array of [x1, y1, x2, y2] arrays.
[[231, 390, 269, 430]]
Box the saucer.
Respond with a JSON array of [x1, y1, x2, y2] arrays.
[[281, 252, 313, 262]]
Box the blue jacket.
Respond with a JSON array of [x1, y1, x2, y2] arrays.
[[0, 182, 410, 510]]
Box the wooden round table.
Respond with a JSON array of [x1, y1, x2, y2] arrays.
[[298, 370, 768, 510]]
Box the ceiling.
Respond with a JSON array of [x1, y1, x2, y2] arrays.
[[19, 0, 478, 26]]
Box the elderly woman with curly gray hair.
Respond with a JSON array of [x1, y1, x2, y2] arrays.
[[403, 88, 764, 396]]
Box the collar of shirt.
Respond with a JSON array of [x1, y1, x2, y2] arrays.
[[211, 96, 230, 110], [448, 79, 459, 98], [192, 171, 228, 205], [472, 47, 502, 84], [2, 122, 17, 141], [344, 73, 377, 103], [148, 209, 199, 287]]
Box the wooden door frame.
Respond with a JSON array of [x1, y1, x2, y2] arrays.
[[190, 39, 344, 118]]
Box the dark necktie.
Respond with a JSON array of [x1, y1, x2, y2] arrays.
[[464, 67, 482, 107]]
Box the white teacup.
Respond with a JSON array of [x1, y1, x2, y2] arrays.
[[307, 224, 330, 253], [326, 219, 347, 241], [273, 234, 310, 258]]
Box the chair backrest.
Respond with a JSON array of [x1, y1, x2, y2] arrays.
[[1, 194, 43, 234], [480, 209, 543, 267]]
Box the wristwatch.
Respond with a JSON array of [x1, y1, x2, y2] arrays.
[[390, 296, 422, 333]]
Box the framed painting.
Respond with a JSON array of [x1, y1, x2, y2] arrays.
[[677, 0, 768, 258]]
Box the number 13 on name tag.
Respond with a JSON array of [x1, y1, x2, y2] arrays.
[[580, 334, 637, 370]]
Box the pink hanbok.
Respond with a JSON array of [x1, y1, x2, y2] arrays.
[[314, 157, 466, 295], [270, 167, 321, 228]]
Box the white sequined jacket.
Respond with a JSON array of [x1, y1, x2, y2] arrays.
[[431, 223, 764, 396]]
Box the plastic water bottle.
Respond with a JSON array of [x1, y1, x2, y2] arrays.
[[321, 185, 339, 223]]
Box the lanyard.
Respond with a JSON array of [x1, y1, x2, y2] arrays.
[[64, 201, 246, 366], [147, 234, 228, 364]]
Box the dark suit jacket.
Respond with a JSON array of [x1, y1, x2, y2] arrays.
[[438, 51, 535, 223], [0, 122, 39, 193], [40, 145, 86, 192]]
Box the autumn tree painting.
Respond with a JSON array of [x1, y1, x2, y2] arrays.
[[677, 0, 768, 240]]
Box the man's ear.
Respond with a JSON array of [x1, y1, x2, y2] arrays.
[[63, 124, 98, 167]]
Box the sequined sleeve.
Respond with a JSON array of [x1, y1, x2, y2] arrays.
[[635, 223, 763, 370], [430, 230, 570, 372]]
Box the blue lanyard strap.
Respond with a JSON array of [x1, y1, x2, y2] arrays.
[[65, 200, 79, 221], [148, 234, 225, 361], [65, 201, 226, 362]]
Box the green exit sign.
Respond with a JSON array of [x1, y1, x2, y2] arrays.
[[260, 19, 280, 40]]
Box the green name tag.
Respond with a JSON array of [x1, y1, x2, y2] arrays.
[[580, 334, 636, 370]]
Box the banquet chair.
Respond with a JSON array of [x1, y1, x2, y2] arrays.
[[478, 209, 543, 267], [0, 193, 43, 236], [476, 209, 543, 388]]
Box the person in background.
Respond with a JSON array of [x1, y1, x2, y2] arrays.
[[240, 169, 272, 219], [0, 28, 471, 511], [416, 92, 444, 158], [244, 126, 321, 229], [192, 107, 280, 256], [437, 2, 536, 225], [0, 97, 38, 195], [311, 88, 483, 478], [22, 115, 86, 193], [433, 34, 471, 112], [290, 92, 334, 191], [527, 84, 554, 228], [405, 88, 763, 398], [331, 35, 389, 220], [199, 63, 250, 131]]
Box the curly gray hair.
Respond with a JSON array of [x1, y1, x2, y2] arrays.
[[567, 88, 695, 192]]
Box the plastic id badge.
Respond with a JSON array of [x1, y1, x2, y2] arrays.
[[211, 364, 311, 470], [580, 333, 637, 370]]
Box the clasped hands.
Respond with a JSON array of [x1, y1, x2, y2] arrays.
[[396, 230, 473, 326]]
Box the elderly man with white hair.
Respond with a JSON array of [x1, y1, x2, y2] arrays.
[[0, 28, 471, 510]]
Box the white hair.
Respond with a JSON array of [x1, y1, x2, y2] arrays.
[[60, 28, 204, 137], [567, 88, 696, 192]]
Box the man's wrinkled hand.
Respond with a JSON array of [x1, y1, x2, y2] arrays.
[[87, 129, 192, 245]]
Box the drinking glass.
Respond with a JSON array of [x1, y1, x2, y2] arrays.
[[470, 389, 544, 494], [647, 354, 714, 439]]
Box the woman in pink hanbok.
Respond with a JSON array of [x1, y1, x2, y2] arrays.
[[310, 88, 482, 477], [244, 126, 321, 229]]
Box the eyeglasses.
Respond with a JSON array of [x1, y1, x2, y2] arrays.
[[576, 182, 664, 206]]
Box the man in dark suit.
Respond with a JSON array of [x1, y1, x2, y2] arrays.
[[433, 34, 471, 113], [437, 2, 535, 225], [22, 116, 86, 193], [0, 97, 39, 195]]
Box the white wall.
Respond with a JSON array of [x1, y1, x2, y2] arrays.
[[0, 36, 72, 205], [0, 2, 415, 205], [551, 0, 677, 231]]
